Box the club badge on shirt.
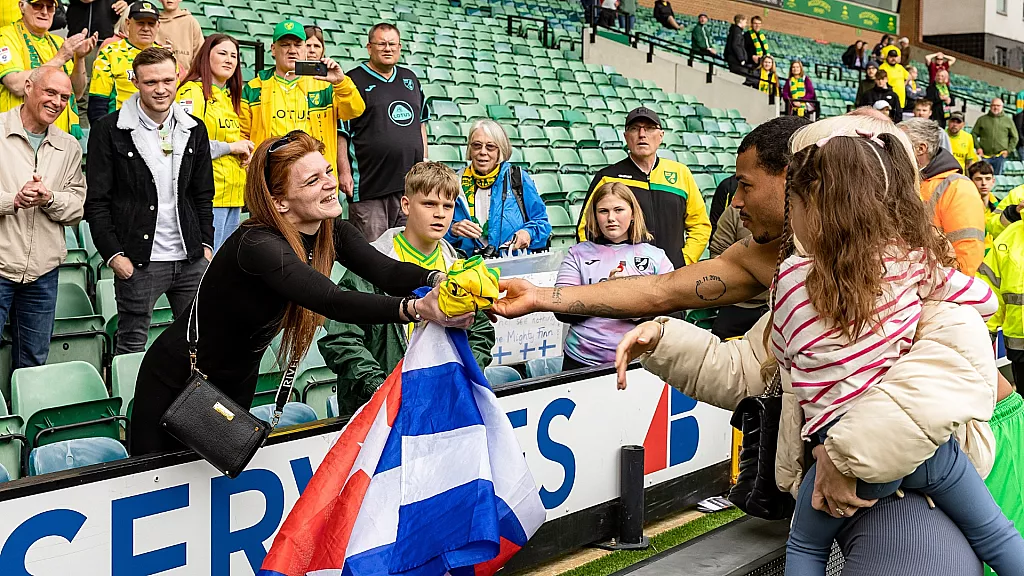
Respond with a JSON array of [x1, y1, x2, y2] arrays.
[[634, 257, 650, 272], [179, 99, 193, 115], [0, 46, 10, 64]]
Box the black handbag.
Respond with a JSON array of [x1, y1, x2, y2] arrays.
[[727, 371, 796, 520], [159, 283, 298, 478]]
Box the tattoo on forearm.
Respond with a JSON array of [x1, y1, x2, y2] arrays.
[[567, 301, 624, 317], [695, 275, 727, 301], [552, 287, 563, 304]]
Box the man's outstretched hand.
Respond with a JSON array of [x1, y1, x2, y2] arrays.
[[491, 278, 540, 319]]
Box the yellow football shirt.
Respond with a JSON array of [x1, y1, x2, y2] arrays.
[[176, 80, 247, 207], [90, 38, 156, 114], [0, 0, 19, 28], [948, 130, 980, 172], [0, 21, 81, 136]]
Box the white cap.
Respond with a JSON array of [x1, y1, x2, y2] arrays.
[[874, 100, 892, 110]]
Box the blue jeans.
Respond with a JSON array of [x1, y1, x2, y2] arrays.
[[0, 268, 59, 369], [786, 437, 1024, 576], [113, 259, 207, 354], [212, 207, 241, 252], [986, 155, 1007, 175], [617, 12, 634, 32]]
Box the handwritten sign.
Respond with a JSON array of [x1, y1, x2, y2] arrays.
[[490, 252, 567, 366]]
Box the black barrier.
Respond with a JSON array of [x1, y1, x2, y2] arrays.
[[506, 14, 551, 49], [619, 445, 648, 547], [237, 38, 265, 76]]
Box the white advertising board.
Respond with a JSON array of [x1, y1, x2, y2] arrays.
[[490, 252, 566, 366], [0, 369, 731, 575]]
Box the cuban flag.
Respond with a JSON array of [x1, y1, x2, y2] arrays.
[[258, 320, 546, 576]]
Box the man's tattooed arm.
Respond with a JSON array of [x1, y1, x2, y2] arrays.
[[695, 275, 728, 302]]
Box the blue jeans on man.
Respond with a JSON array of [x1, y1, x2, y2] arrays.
[[112, 259, 207, 354], [212, 207, 242, 252], [986, 155, 1007, 175], [0, 268, 60, 369]]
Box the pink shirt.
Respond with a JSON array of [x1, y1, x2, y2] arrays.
[[771, 251, 996, 438]]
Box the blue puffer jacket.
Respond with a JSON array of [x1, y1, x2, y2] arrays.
[[446, 162, 552, 255]]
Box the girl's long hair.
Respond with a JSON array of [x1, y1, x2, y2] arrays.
[[243, 132, 337, 364], [182, 34, 243, 115], [759, 132, 954, 382], [584, 182, 653, 244]]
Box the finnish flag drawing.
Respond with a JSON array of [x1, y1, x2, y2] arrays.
[[258, 321, 546, 576]]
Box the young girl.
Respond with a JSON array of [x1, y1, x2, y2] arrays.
[[555, 183, 673, 371], [773, 130, 1024, 575]]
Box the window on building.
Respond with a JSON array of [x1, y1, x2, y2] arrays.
[[995, 46, 1009, 66], [996, 0, 1006, 14]]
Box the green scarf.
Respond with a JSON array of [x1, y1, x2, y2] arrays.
[[936, 83, 951, 119], [788, 75, 806, 116], [19, 22, 82, 138], [748, 30, 769, 57], [459, 165, 500, 233]]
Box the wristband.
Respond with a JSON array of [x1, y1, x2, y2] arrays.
[[410, 298, 423, 322]]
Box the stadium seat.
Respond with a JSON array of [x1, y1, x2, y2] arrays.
[[0, 394, 24, 480], [0, 462, 8, 482], [544, 126, 574, 147], [28, 437, 128, 476], [326, 395, 340, 418], [694, 174, 717, 193], [484, 365, 521, 384], [523, 147, 557, 172], [430, 144, 464, 169], [250, 402, 319, 428], [12, 362, 123, 450], [525, 357, 564, 378], [111, 352, 145, 417], [552, 149, 586, 173]]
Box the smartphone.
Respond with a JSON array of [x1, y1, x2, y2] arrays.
[[294, 60, 328, 76]]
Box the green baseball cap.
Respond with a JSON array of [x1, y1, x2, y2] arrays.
[[273, 19, 306, 43]]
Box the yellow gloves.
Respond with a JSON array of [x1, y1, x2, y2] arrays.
[[438, 256, 500, 316]]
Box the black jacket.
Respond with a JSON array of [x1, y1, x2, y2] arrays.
[[856, 85, 900, 122], [842, 45, 867, 69], [725, 24, 747, 70], [652, 0, 673, 25], [66, 0, 117, 40], [925, 83, 955, 127], [84, 97, 215, 268], [709, 175, 738, 238]]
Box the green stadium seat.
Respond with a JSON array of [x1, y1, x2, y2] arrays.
[[471, 88, 499, 106], [715, 152, 735, 168], [514, 105, 542, 125], [552, 149, 586, 173], [0, 391, 24, 480], [544, 126, 574, 147], [699, 134, 721, 151], [486, 104, 515, 123], [498, 89, 526, 106], [694, 105, 713, 117], [111, 352, 144, 417], [202, 5, 233, 19], [523, 147, 557, 172], [428, 120, 465, 145], [427, 68, 454, 86], [429, 144, 463, 169], [570, 126, 599, 148], [677, 150, 699, 166], [11, 362, 123, 450], [299, 365, 338, 420], [594, 126, 621, 149], [579, 148, 606, 168], [605, 149, 627, 164], [532, 173, 563, 203], [694, 173, 717, 193], [546, 205, 573, 230], [685, 117, 703, 132], [56, 282, 94, 318], [695, 152, 720, 172], [519, 125, 548, 146], [713, 172, 732, 185], [421, 84, 448, 105], [659, 150, 677, 162], [431, 100, 461, 120]]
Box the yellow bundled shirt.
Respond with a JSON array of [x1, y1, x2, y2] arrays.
[[240, 69, 364, 175], [176, 81, 246, 208], [90, 38, 164, 114], [438, 255, 500, 316], [0, 21, 82, 137]]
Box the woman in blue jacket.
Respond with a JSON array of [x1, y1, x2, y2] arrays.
[[447, 119, 551, 256]]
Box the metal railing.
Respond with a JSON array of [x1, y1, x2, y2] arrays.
[[237, 39, 265, 75], [505, 14, 553, 49]]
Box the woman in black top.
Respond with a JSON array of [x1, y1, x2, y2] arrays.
[[130, 131, 472, 456]]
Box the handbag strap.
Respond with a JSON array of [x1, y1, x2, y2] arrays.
[[763, 370, 783, 398], [186, 263, 298, 429]]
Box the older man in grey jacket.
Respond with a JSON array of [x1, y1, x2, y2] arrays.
[[0, 67, 86, 368]]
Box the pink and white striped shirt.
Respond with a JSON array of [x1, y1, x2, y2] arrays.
[[771, 251, 997, 439]]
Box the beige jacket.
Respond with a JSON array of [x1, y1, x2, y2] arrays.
[[0, 106, 86, 283], [642, 301, 997, 497], [158, 10, 204, 75]]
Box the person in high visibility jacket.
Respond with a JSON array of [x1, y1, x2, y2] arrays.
[[900, 117, 986, 274], [987, 182, 1024, 241], [968, 160, 998, 255], [978, 221, 1024, 384], [240, 19, 364, 176]]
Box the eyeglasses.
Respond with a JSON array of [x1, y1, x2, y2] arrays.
[[625, 124, 660, 134], [370, 41, 400, 49], [470, 142, 499, 153], [27, 1, 57, 12], [264, 130, 304, 188]]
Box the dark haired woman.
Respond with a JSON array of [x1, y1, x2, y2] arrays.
[[129, 131, 474, 456], [177, 34, 255, 250]]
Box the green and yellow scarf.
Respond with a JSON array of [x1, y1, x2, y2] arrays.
[[459, 164, 500, 233], [788, 75, 806, 116]]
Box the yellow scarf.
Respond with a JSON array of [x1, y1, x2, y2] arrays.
[[759, 69, 778, 95], [460, 164, 500, 222], [788, 75, 806, 116]]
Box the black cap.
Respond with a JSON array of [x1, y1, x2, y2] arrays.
[[128, 1, 160, 21], [949, 111, 965, 122], [625, 106, 661, 128]]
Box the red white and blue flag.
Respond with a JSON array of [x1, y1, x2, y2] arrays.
[[258, 321, 546, 576]]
